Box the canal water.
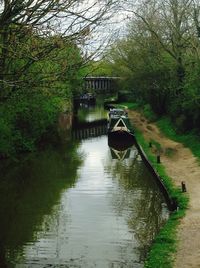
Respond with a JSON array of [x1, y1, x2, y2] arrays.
[[0, 98, 168, 268]]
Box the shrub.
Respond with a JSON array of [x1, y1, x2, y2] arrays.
[[0, 90, 63, 157]]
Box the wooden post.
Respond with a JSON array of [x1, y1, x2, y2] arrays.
[[171, 197, 178, 211], [181, 181, 187, 192], [157, 155, 161, 163]]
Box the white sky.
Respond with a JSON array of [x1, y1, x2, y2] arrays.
[[0, 0, 136, 59], [82, 2, 134, 59]]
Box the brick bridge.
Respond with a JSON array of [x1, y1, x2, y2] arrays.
[[84, 77, 119, 91]]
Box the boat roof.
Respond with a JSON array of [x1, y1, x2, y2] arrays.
[[110, 108, 124, 112], [109, 108, 127, 118]]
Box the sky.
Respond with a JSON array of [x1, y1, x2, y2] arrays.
[[0, 0, 135, 59], [82, 1, 135, 59]]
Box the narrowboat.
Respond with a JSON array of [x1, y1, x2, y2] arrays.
[[79, 93, 95, 102], [107, 108, 134, 141]]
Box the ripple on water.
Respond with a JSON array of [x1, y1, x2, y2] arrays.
[[5, 131, 168, 267]]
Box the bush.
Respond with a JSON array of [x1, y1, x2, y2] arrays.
[[0, 90, 63, 157], [142, 104, 158, 122]]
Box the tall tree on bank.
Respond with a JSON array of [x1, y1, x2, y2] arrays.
[[133, 0, 195, 91], [131, 0, 200, 129], [0, 0, 117, 99]]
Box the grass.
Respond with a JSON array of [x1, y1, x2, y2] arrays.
[[149, 139, 162, 153], [157, 117, 200, 160], [104, 95, 118, 104], [116, 102, 140, 110], [134, 104, 200, 159], [165, 147, 176, 157], [122, 102, 190, 268]]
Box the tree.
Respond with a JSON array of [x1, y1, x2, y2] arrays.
[[0, 0, 117, 99], [131, 0, 196, 90], [0, 0, 121, 156], [106, 0, 200, 130]]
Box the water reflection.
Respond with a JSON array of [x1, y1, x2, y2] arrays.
[[0, 141, 82, 267], [74, 97, 107, 124], [108, 137, 137, 161], [105, 142, 168, 262], [72, 99, 108, 141], [72, 119, 107, 141], [109, 146, 132, 160]]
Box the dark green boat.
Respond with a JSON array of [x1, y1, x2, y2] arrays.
[[107, 108, 134, 141]]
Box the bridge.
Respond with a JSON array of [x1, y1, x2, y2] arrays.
[[84, 76, 119, 91]]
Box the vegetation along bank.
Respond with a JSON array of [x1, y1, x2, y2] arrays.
[[126, 105, 200, 268]]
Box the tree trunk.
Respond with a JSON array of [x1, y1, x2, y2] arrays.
[[0, 27, 9, 101], [176, 55, 185, 92]]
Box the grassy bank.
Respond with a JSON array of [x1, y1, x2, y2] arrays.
[[157, 117, 200, 160], [118, 102, 189, 268], [121, 102, 200, 159]]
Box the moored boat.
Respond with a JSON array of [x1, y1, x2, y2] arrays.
[[79, 93, 95, 102], [74, 93, 96, 106], [108, 135, 135, 151], [107, 108, 134, 141]]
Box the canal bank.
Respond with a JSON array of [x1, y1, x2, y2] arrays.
[[128, 109, 200, 268]]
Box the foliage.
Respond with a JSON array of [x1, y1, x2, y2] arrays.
[[142, 104, 158, 122], [157, 117, 200, 160], [0, 90, 62, 156], [88, 60, 117, 77], [0, 32, 84, 157], [0, 0, 115, 157], [117, 102, 140, 110]]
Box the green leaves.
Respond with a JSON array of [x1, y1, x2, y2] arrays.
[[0, 28, 85, 157], [0, 90, 60, 157]]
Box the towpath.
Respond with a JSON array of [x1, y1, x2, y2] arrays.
[[129, 110, 200, 268]]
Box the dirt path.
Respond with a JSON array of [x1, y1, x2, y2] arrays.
[[128, 110, 200, 268]]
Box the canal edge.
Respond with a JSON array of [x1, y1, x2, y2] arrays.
[[128, 111, 189, 268], [133, 136, 177, 211]]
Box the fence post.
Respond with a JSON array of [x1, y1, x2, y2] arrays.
[[157, 155, 161, 163], [181, 181, 187, 192]]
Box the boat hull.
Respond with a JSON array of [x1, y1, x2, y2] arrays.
[[108, 130, 134, 142], [108, 134, 135, 151]]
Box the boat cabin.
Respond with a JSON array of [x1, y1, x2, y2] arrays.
[[108, 108, 128, 119]]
